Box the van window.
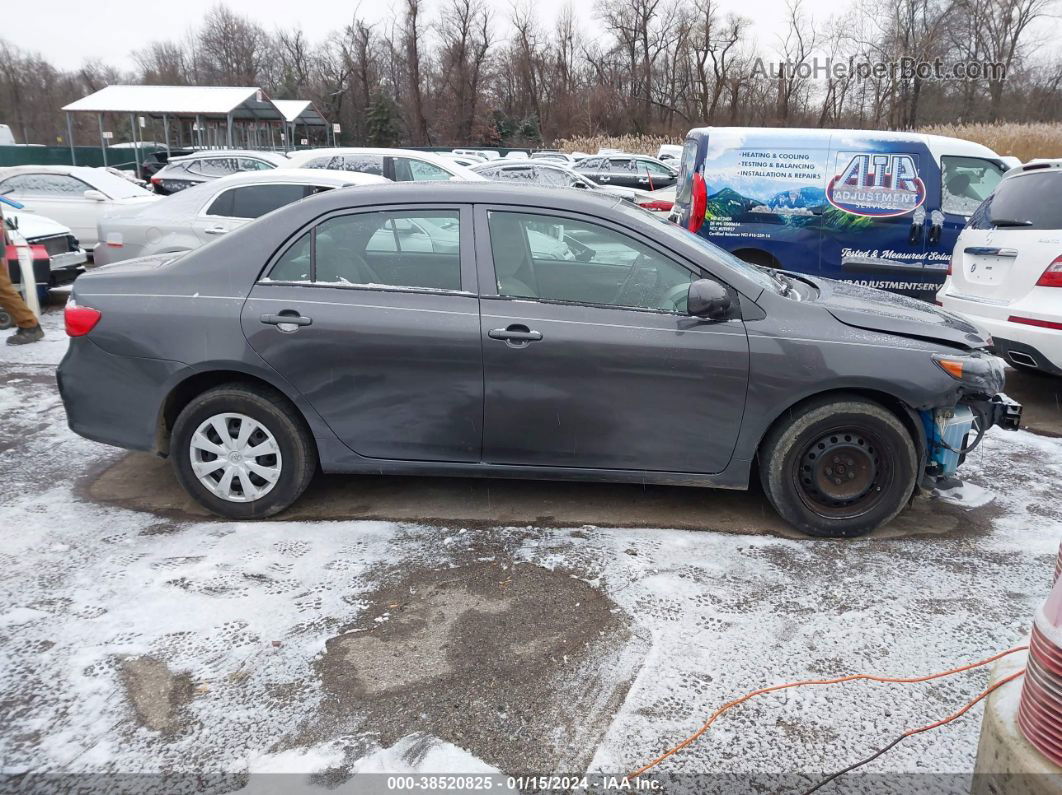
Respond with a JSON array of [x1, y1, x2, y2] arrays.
[[941, 156, 1004, 216], [676, 139, 700, 205], [968, 171, 1062, 231]]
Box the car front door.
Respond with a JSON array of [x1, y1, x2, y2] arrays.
[[475, 206, 750, 473], [0, 172, 96, 244], [241, 204, 483, 462]]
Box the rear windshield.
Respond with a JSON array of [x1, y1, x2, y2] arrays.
[[675, 138, 700, 205], [968, 171, 1062, 230]]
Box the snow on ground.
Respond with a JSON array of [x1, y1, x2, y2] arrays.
[[1, 307, 1060, 792]]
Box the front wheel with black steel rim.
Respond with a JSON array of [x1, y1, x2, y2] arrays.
[[758, 396, 917, 538], [171, 384, 316, 519]]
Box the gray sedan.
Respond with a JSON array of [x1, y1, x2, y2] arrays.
[[58, 183, 1020, 536], [95, 169, 388, 265]]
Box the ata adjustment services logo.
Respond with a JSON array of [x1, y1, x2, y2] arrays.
[[826, 153, 926, 217]]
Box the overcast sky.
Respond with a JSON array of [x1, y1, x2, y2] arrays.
[[17, 0, 803, 72]]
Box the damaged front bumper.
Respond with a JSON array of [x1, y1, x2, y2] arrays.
[[919, 392, 1022, 483]]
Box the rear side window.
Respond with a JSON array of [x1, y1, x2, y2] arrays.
[[336, 154, 385, 176], [968, 171, 1062, 231], [206, 184, 318, 219], [266, 209, 462, 291], [676, 139, 700, 205]]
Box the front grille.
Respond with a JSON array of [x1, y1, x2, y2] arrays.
[[31, 234, 77, 256]]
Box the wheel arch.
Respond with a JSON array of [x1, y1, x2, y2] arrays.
[[154, 367, 319, 459], [754, 387, 927, 474]]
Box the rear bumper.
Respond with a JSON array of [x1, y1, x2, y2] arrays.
[[940, 292, 1062, 372], [57, 337, 184, 452]]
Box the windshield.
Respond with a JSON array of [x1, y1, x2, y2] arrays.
[[87, 169, 153, 199], [614, 201, 779, 294], [968, 170, 1062, 231]]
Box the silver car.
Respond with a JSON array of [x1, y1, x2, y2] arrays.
[[95, 169, 388, 265], [470, 160, 674, 212]]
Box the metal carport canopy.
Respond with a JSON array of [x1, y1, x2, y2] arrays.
[[62, 85, 288, 164], [62, 85, 284, 121]]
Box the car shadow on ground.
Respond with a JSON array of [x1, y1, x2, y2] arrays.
[[83, 450, 1000, 540]]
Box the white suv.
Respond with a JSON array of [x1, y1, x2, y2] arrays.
[[937, 161, 1062, 376]]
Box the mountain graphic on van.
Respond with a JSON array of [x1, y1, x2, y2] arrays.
[[765, 186, 827, 212], [705, 187, 765, 218]]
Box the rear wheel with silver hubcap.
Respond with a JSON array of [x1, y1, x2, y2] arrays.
[[172, 384, 316, 519], [189, 413, 283, 502]]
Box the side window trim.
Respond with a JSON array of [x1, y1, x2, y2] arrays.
[[259, 203, 477, 295], [472, 204, 710, 314]]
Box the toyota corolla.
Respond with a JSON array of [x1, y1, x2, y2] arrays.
[[57, 183, 1021, 537]]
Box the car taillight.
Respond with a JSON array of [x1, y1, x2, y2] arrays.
[[689, 172, 707, 234], [638, 199, 674, 212], [1008, 315, 1062, 330], [65, 299, 101, 337], [946, 255, 953, 276], [1036, 255, 1062, 287]]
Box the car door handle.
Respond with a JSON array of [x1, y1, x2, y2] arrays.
[[261, 311, 312, 327], [204, 226, 228, 235], [488, 325, 543, 345]]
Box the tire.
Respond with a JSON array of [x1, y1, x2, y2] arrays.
[[0, 309, 12, 330], [170, 384, 317, 519], [758, 396, 917, 538]]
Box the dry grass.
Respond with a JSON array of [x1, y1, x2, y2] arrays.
[[553, 134, 680, 156], [556, 124, 1062, 163], [919, 123, 1062, 161]]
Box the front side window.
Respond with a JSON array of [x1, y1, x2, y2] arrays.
[[0, 173, 90, 196], [941, 156, 1005, 216], [639, 159, 674, 176], [487, 211, 695, 313], [395, 158, 453, 182], [266, 209, 462, 291]]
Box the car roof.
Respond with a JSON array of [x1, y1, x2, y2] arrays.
[[283, 147, 486, 180], [204, 168, 390, 188], [169, 150, 287, 163], [1003, 159, 1062, 179]]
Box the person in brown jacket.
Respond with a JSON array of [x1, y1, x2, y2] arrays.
[[0, 195, 44, 345]]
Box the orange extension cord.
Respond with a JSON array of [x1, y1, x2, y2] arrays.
[[627, 645, 1029, 781]]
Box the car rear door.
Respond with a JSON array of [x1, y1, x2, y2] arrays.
[[475, 205, 750, 473], [241, 204, 483, 462], [0, 172, 96, 244], [193, 183, 324, 243]]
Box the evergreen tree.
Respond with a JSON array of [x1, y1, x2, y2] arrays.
[[366, 91, 400, 147]]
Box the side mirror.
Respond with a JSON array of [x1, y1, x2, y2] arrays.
[[84, 189, 107, 202], [687, 278, 733, 320]]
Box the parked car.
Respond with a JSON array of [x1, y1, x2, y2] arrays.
[[0, 165, 158, 251], [670, 127, 1007, 299], [136, 148, 194, 181], [531, 152, 580, 166], [150, 150, 288, 195], [0, 124, 14, 146], [3, 208, 87, 299], [657, 144, 683, 163], [95, 169, 388, 266], [58, 182, 1020, 536], [283, 148, 485, 182], [574, 154, 678, 190], [937, 160, 1062, 376], [470, 160, 673, 212], [452, 148, 500, 161], [440, 153, 486, 168]]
